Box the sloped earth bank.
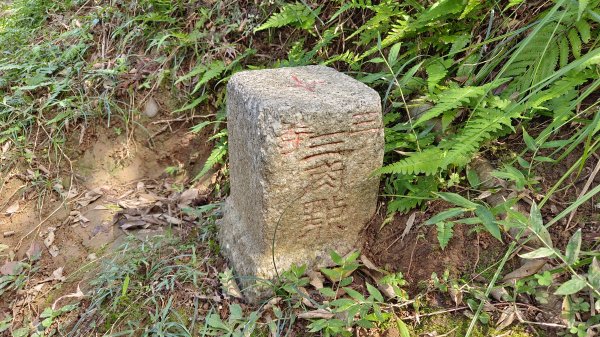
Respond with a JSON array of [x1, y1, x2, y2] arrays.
[[364, 135, 599, 336], [1, 113, 598, 336], [0, 112, 214, 327]]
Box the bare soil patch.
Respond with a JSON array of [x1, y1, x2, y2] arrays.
[[363, 201, 506, 295], [0, 112, 214, 319]]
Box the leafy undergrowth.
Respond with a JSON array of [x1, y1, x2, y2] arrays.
[[1, 0, 599, 336]]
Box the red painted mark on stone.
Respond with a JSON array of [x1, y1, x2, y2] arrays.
[[291, 75, 325, 92]]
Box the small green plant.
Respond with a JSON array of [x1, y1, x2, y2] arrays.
[[424, 192, 503, 249], [202, 304, 260, 337]]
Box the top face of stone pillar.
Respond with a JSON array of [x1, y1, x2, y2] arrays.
[[220, 65, 384, 284]]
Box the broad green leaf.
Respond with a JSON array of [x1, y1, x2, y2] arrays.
[[436, 192, 478, 209], [517, 156, 531, 168], [344, 287, 365, 302], [425, 208, 465, 225], [475, 205, 502, 241], [121, 274, 130, 297], [522, 127, 536, 151], [554, 277, 586, 295], [396, 319, 411, 337], [206, 314, 228, 329], [466, 168, 480, 187], [535, 271, 553, 286], [565, 229, 581, 265], [330, 298, 356, 311], [388, 43, 401, 65], [12, 327, 29, 337], [588, 257, 600, 290], [319, 287, 336, 297], [366, 282, 384, 302], [519, 247, 555, 259], [533, 156, 555, 163], [529, 203, 553, 248], [330, 250, 343, 265]]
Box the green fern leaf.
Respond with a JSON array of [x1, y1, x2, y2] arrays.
[[575, 20, 591, 43], [503, 20, 573, 93], [568, 28, 582, 59], [192, 60, 226, 93], [436, 222, 454, 250], [254, 3, 318, 32], [577, 0, 589, 20], [558, 36, 570, 67], [426, 59, 449, 92], [414, 80, 506, 127], [533, 40, 559, 85], [459, 0, 480, 19], [195, 141, 227, 180], [529, 72, 589, 108], [442, 108, 515, 167], [378, 148, 445, 176]]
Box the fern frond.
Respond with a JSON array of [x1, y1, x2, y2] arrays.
[[378, 148, 445, 176], [442, 108, 515, 167], [195, 141, 227, 180], [436, 222, 454, 250], [254, 3, 318, 32], [528, 71, 590, 108], [414, 80, 506, 127], [425, 59, 449, 92]]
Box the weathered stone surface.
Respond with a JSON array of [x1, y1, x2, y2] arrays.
[[219, 65, 383, 299]]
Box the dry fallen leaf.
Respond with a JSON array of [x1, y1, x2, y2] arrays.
[[360, 255, 384, 273], [121, 220, 150, 230], [26, 241, 43, 260], [1, 141, 10, 154], [298, 287, 315, 308], [161, 214, 183, 225], [76, 188, 103, 207], [490, 287, 511, 302], [502, 259, 547, 282], [496, 305, 517, 331], [44, 230, 55, 248], [49, 245, 60, 257], [5, 201, 19, 215], [221, 272, 244, 299], [307, 270, 324, 290], [178, 188, 199, 206], [400, 212, 417, 242], [52, 267, 66, 282], [52, 285, 85, 310], [448, 285, 463, 306], [0, 261, 20, 275], [298, 309, 334, 319]]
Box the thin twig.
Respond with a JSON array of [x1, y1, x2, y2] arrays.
[[403, 306, 468, 320], [565, 157, 600, 230]]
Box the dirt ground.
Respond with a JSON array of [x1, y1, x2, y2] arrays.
[[1, 101, 598, 335], [363, 201, 507, 295], [0, 98, 215, 315]]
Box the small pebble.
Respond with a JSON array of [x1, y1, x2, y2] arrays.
[[144, 97, 160, 118]]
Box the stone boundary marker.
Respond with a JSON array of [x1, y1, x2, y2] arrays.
[[219, 65, 384, 300]]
